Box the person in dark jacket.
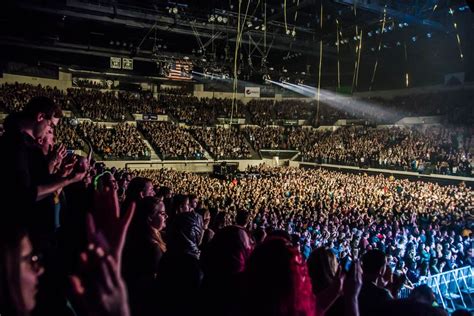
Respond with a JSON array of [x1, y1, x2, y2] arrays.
[[155, 194, 203, 316], [122, 196, 167, 316]]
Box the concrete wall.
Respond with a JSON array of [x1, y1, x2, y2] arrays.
[[0, 72, 72, 91], [100, 158, 271, 172], [289, 161, 474, 183], [396, 116, 443, 125], [132, 114, 169, 121]]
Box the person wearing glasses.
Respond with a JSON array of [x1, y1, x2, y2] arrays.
[[0, 222, 44, 316], [0, 188, 133, 316]]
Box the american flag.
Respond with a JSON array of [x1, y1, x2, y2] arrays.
[[166, 60, 193, 80]]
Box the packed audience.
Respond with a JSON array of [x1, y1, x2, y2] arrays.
[[191, 126, 253, 160], [300, 126, 473, 177], [128, 92, 166, 115], [73, 78, 109, 89], [1, 83, 471, 175], [0, 82, 71, 112], [0, 96, 472, 316], [137, 165, 473, 281], [138, 121, 205, 160], [77, 122, 150, 160], [159, 86, 191, 96], [158, 95, 215, 125], [244, 125, 286, 151], [67, 88, 129, 121], [54, 120, 84, 150]]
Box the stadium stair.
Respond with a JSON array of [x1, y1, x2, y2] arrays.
[[136, 130, 160, 161], [241, 133, 261, 159]]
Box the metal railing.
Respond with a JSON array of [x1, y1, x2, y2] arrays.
[[399, 266, 473, 312]]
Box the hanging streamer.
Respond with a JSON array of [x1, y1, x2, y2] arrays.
[[355, 29, 363, 89], [230, 0, 252, 128], [450, 9, 464, 60], [336, 19, 341, 89], [404, 42, 408, 88], [369, 6, 387, 91], [316, 1, 323, 126], [292, 0, 300, 37]]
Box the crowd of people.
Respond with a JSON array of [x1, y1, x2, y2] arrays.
[[191, 126, 253, 160], [72, 78, 109, 90], [2, 83, 473, 128], [67, 88, 129, 121], [136, 165, 473, 281], [244, 125, 286, 151], [138, 121, 205, 160], [242, 125, 472, 177], [0, 96, 472, 316], [298, 126, 473, 177], [76, 122, 150, 160], [0, 82, 71, 113], [1, 84, 470, 172], [54, 120, 84, 150]]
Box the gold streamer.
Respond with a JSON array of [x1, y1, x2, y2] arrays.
[[449, 8, 464, 60], [355, 30, 363, 89], [369, 6, 387, 91], [316, 2, 323, 126], [336, 19, 341, 89]]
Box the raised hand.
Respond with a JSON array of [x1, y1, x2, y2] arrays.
[[343, 260, 362, 299], [48, 143, 67, 174], [70, 244, 130, 316], [343, 260, 362, 316], [89, 189, 135, 271]]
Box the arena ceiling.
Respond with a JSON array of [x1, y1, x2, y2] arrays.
[[0, 0, 472, 90]]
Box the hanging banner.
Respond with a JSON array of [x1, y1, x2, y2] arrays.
[[110, 57, 121, 69], [122, 58, 134, 70], [245, 87, 260, 98]]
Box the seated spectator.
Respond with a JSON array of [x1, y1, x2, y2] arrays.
[[77, 122, 150, 160], [139, 121, 205, 160], [191, 126, 252, 159]]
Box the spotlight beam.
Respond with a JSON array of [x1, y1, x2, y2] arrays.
[[267, 80, 411, 123]]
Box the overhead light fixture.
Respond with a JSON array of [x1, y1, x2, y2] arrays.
[[396, 41, 401, 46], [247, 21, 253, 27], [426, 33, 432, 38], [217, 16, 223, 22], [286, 29, 291, 35], [291, 29, 296, 37], [261, 25, 266, 31], [411, 36, 417, 42], [403, 22, 408, 27], [222, 17, 228, 23], [172, 7, 178, 14], [398, 23, 403, 28], [209, 15, 215, 22], [367, 32, 373, 37]]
